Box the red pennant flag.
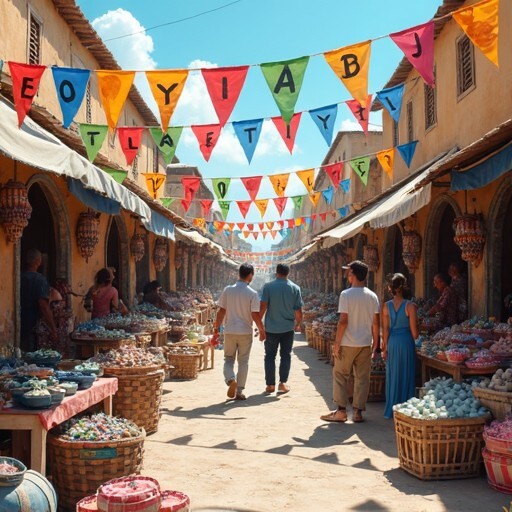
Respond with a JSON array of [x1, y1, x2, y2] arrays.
[[273, 197, 288, 216], [236, 222, 245, 230], [191, 124, 222, 161], [118, 127, 144, 165], [270, 231, 277, 240], [346, 95, 372, 134], [200, 199, 213, 216], [202, 66, 249, 127], [320, 212, 327, 222], [237, 200, 252, 219], [181, 199, 191, 213], [277, 220, 284, 228], [254, 232, 260, 240], [272, 113, 302, 154], [258, 223, 264, 231], [323, 162, 343, 188], [8, 62, 46, 127], [247, 223, 254, 231], [181, 177, 201, 202], [287, 219, 295, 229], [241, 176, 263, 201], [311, 214, 317, 220]]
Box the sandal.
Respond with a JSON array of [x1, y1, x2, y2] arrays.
[[353, 409, 364, 423], [320, 409, 347, 422]]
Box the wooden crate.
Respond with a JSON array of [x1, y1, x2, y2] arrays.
[[367, 373, 386, 402], [393, 411, 487, 480]]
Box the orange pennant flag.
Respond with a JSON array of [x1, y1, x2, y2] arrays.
[[96, 70, 135, 130], [214, 221, 224, 232], [309, 192, 321, 207], [143, 173, 166, 199], [270, 231, 277, 240], [268, 173, 290, 197], [243, 230, 250, 238], [145, 70, 189, 131], [377, 148, 395, 177], [266, 222, 274, 230], [296, 169, 315, 194], [324, 40, 371, 107], [193, 218, 206, 230], [236, 222, 245, 230], [254, 199, 269, 218], [453, 0, 499, 67], [295, 217, 302, 227]]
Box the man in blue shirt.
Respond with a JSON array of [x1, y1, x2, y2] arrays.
[[260, 264, 303, 394]]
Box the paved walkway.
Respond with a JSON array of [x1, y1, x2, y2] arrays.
[[143, 334, 510, 512]]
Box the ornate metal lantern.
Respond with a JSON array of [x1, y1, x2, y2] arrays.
[[453, 213, 486, 267], [363, 244, 379, 272], [76, 209, 100, 262], [153, 238, 168, 271], [402, 230, 421, 273], [130, 233, 146, 262], [0, 180, 32, 243]]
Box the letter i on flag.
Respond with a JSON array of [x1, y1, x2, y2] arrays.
[[376, 84, 404, 123], [52, 67, 90, 128], [96, 70, 135, 130], [272, 113, 301, 154], [346, 95, 372, 134]]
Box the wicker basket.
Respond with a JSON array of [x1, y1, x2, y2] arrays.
[[134, 333, 152, 349], [48, 430, 145, 512], [393, 411, 488, 480], [472, 387, 512, 420], [367, 373, 386, 402], [109, 370, 165, 435], [167, 353, 201, 380]]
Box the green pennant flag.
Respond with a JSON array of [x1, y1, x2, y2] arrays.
[[260, 56, 309, 124], [349, 156, 371, 186], [103, 168, 128, 184], [212, 178, 231, 200], [160, 197, 175, 208], [150, 126, 183, 165], [218, 200, 231, 220], [291, 195, 305, 210], [79, 124, 108, 162]]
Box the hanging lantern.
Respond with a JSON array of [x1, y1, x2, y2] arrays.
[[453, 213, 486, 267], [363, 244, 379, 272], [130, 233, 146, 262], [76, 209, 100, 262], [402, 230, 421, 273], [153, 238, 168, 271], [0, 180, 32, 243]]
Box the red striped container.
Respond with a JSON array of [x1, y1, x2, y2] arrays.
[[483, 432, 512, 456], [76, 495, 99, 511], [160, 491, 190, 512], [482, 448, 512, 493], [97, 476, 161, 512]]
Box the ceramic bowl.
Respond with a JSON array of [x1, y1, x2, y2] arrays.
[[59, 382, 78, 396], [0, 457, 27, 487], [19, 393, 52, 409]]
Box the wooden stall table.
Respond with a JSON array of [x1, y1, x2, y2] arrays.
[[151, 327, 171, 347], [0, 377, 118, 475], [419, 353, 500, 383], [71, 336, 133, 357]]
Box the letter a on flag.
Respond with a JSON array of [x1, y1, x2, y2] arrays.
[[149, 127, 183, 164], [96, 70, 135, 130]]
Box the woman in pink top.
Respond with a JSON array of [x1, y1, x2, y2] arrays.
[[91, 268, 119, 319]]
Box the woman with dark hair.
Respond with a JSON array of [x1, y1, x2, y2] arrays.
[[381, 273, 419, 419], [91, 268, 119, 319]]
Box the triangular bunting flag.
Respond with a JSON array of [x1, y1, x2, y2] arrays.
[[376, 84, 404, 123], [208, 222, 216, 235], [243, 230, 250, 239], [149, 127, 183, 164], [390, 21, 435, 87], [202, 66, 249, 126], [320, 212, 327, 222], [338, 206, 350, 218], [193, 218, 206, 230], [258, 223, 265, 231], [96, 70, 135, 130], [79, 124, 108, 162], [214, 221, 224, 232], [287, 219, 295, 229], [291, 195, 305, 210], [350, 157, 371, 185], [254, 199, 269, 218], [241, 176, 263, 201], [296, 169, 315, 194], [103, 168, 128, 184], [309, 104, 338, 146], [51, 67, 90, 128], [324, 41, 371, 107], [377, 148, 395, 177], [277, 220, 285, 229], [323, 162, 343, 188], [346, 94, 372, 134], [268, 173, 290, 197], [8, 62, 46, 127], [117, 127, 144, 166], [143, 173, 166, 199], [191, 124, 222, 161], [322, 186, 334, 205], [296, 218, 303, 227], [200, 199, 213, 217], [160, 197, 175, 208], [453, 0, 499, 67], [260, 56, 310, 124], [237, 200, 252, 219], [309, 192, 321, 207], [236, 222, 245, 231], [233, 119, 264, 163], [145, 70, 189, 131], [247, 223, 254, 231], [212, 178, 231, 200], [397, 141, 418, 168], [266, 222, 274, 231], [270, 231, 277, 240], [253, 232, 260, 240], [181, 199, 191, 213], [340, 179, 351, 193], [218, 201, 231, 220], [273, 197, 288, 216], [272, 113, 301, 154], [181, 177, 201, 202]]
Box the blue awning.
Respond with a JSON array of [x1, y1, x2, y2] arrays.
[[148, 210, 175, 240], [68, 178, 121, 215]]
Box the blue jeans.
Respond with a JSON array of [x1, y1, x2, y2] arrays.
[[264, 331, 294, 385]]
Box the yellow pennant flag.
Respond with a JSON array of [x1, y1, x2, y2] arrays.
[[96, 70, 135, 130], [296, 169, 315, 193], [243, 230, 250, 238], [143, 173, 166, 199], [254, 199, 269, 218], [309, 192, 321, 207], [266, 221, 274, 230], [376, 148, 395, 177], [453, 0, 499, 67], [193, 218, 206, 230], [295, 217, 302, 227], [146, 70, 189, 131], [324, 40, 371, 107], [268, 173, 290, 197]]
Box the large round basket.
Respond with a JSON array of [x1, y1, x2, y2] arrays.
[[103, 365, 161, 376], [472, 387, 512, 420], [48, 430, 145, 512], [167, 353, 201, 380], [393, 411, 488, 480], [109, 370, 165, 435]]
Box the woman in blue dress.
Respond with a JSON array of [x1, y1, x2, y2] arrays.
[[382, 273, 419, 419]]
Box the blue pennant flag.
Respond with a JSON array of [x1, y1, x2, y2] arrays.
[[340, 179, 351, 193], [376, 83, 404, 123], [309, 104, 338, 146], [280, 229, 289, 240], [397, 140, 418, 168], [223, 230, 230, 237], [233, 118, 263, 164], [322, 185, 334, 205], [51, 67, 91, 128], [337, 206, 350, 218], [208, 222, 216, 235]]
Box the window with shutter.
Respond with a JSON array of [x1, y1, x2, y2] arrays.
[[392, 119, 399, 147], [28, 12, 42, 65], [457, 35, 475, 98], [407, 101, 413, 142], [424, 82, 437, 131], [153, 145, 160, 172]]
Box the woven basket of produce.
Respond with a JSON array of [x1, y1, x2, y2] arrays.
[[166, 353, 201, 380], [134, 333, 152, 349], [473, 388, 512, 421]]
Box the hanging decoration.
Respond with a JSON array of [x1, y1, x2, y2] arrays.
[[350, 157, 371, 185], [191, 124, 222, 161], [402, 227, 422, 273], [347, 95, 372, 134], [80, 124, 108, 163], [268, 173, 290, 197], [309, 104, 338, 146], [397, 141, 418, 168], [153, 238, 168, 271], [376, 148, 395, 177], [375, 84, 405, 123], [118, 127, 144, 166], [143, 173, 166, 199], [273, 197, 288, 216], [149, 127, 183, 164], [130, 232, 146, 262], [212, 178, 231, 200], [241, 176, 263, 201], [76, 209, 100, 262], [323, 162, 343, 189], [363, 244, 379, 272], [181, 177, 201, 202], [0, 179, 32, 243], [96, 70, 135, 130], [236, 200, 252, 219], [233, 119, 264, 163], [200, 199, 213, 217], [453, 213, 486, 267], [272, 113, 302, 154], [296, 169, 315, 194]]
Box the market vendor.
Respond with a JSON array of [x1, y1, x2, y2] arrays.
[[427, 273, 458, 328], [143, 280, 170, 310]]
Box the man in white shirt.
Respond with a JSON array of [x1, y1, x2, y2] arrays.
[[214, 263, 265, 400], [321, 260, 380, 423]]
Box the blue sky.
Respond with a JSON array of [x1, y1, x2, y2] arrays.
[[76, 0, 442, 250]]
